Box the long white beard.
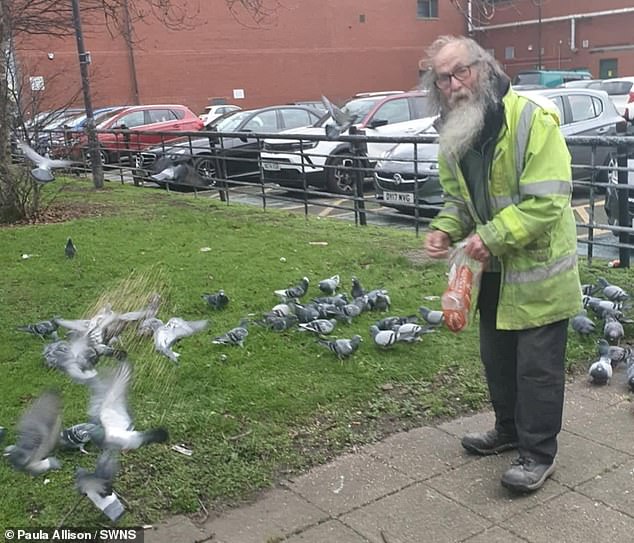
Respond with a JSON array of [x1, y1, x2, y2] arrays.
[[439, 95, 488, 161]]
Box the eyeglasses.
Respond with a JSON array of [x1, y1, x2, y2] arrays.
[[434, 63, 476, 90]]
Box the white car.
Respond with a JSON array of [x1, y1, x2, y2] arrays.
[[597, 77, 634, 120], [198, 104, 242, 125], [260, 91, 432, 194]]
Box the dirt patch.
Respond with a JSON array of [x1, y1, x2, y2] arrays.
[[3, 201, 117, 227]]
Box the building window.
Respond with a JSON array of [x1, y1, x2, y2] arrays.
[[505, 46, 515, 60], [417, 0, 438, 18]]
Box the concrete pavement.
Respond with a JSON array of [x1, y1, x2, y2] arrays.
[[145, 365, 634, 543]]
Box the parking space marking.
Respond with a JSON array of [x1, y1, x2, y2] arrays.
[[318, 199, 346, 216]]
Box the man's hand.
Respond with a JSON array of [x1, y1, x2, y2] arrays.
[[464, 233, 490, 263], [424, 230, 451, 259]]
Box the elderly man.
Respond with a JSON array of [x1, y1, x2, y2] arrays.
[[423, 35, 582, 493]]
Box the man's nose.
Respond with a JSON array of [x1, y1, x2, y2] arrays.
[[449, 75, 464, 92]]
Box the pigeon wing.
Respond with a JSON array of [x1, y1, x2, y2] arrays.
[[91, 363, 133, 434], [14, 391, 62, 465]]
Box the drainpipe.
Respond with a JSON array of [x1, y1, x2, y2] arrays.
[[467, 0, 473, 34], [570, 18, 577, 52], [122, 0, 140, 105]]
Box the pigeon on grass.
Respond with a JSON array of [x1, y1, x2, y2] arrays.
[[596, 277, 629, 302], [7, 390, 62, 476], [318, 274, 340, 295], [419, 306, 445, 326], [274, 277, 309, 301], [317, 335, 362, 360], [370, 325, 398, 348], [88, 361, 168, 450], [65, 238, 77, 259], [213, 319, 249, 347], [43, 337, 99, 384], [299, 319, 337, 335], [16, 319, 59, 340], [59, 422, 98, 454], [570, 310, 596, 337], [202, 290, 229, 310], [75, 449, 125, 522]]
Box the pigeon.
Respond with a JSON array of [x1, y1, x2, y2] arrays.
[[321, 96, 355, 139], [626, 357, 634, 392], [75, 449, 125, 522], [59, 422, 98, 454], [65, 237, 77, 259], [419, 306, 445, 326], [88, 361, 169, 450], [570, 309, 596, 336], [274, 277, 309, 301], [393, 323, 427, 342], [43, 337, 99, 384], [7, 390, 62, 475], [16, 319, 59, 339], [375, 315, 419, 331], [288, 302, 320, 323], [367, 289, 390, 311], [581, 283, 596, 296], [596, 277, 629, 302], [298, 319, 337, 335], [259, 313, 298, 331], [268, 303, 293, 317], [340, 302, 363, 323], [604, 311, 625, 344], [370, 325, 398, 348], [212, 319, 249, 347], [351, 276, 366, 299], [141, 317, 209, 362], [318, 274, 340, 295], [597, 339, 633, 369], [202, 290, 229, 310], [588, 342, 613, 385], [313, 294, 348, 307], [317, 335, 362, 360], [583, 295, 621, 319], [17, 140, 73, 183]]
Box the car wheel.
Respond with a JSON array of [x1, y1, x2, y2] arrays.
[[326, 152, 356, 194], [84, 149, 109, 167], [597, 153, 618, 194], [194, 156, 217, 186]]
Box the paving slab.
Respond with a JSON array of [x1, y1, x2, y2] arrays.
[[285, 451, 414, 516], [462, 525, 527, 543], [576, 458, 634, 516], [340, 481, 491, 543], [144, 515, 209, 543], [284, 520, 369, 542], [202, 488, 328, 543], [436, 410, 495, 438], [361, 425, 470, 480], [425, 454, 566, 523], [504, 489, 634, 543], [565, 371, 632, 406]]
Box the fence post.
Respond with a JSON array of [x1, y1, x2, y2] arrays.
[[349, 126, 367, 226], [617, 124, 630, 268]]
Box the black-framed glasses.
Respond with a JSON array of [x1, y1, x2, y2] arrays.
[[434, 62, 476, 90]]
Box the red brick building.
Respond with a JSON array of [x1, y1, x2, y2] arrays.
[[14, 1, 465, 114]]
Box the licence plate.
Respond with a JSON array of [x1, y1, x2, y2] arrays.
[[383, 191, 414, 204], [262, 161, 281, 171]]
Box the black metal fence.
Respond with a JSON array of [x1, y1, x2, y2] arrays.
[[24, 125, 634, 266]]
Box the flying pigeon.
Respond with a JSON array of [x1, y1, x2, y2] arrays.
[[321, 96, 355, 139], [570, 309, 596, 336], [75, 449, 125, 522], [59, 422, 98, 454], [370, 325, 398, 348], [7, 390, 62, 475], [596, 277, 629, 302], [43, 337, 99, 384], [88, 361, 169, 450], [65, 237, 77, 259], [141, 317, 209, 362], [419, 306, 445, 326], [299, 318, 337, 335], [202, 290, 229, 310], [317, 335, 362, 360], [274, 277, 309, 301], [212, 319, 249, 347], [351, 276, 366, 299], [16, 319, 59, 340], [318, 274, 340, 295], [17, 140, 73, 183], [588, 342, 613, 385]]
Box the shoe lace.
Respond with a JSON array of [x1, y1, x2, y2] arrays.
[[510, 456, 530, 467]]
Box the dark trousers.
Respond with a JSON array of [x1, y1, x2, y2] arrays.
[[478, 272, 568, 465]]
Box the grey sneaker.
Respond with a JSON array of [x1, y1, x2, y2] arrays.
[[501, 457, 556, 492], [461, 429, 518, 456]]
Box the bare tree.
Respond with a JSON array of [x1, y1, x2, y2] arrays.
[[0, 0, 280, 223]]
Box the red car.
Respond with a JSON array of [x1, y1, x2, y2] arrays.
[[80, 104, 203, 164]]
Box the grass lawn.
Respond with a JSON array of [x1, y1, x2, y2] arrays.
[[0, 178, 625, 527]]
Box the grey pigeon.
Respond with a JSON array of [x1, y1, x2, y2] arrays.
[[604, 311, 625, 344], [581, 283, 596, 296], [288, 302, 320, 324], [43, 337, 99, 384], [597, 339, 633, 369], [268, 303, 293, 317], [88, 361, 168, 450], [583, 295, 621, 319], [65, 237, 77, 259], [274, 277, 309, 301], [59, 422, 97, 454], [318, 274, 340, 295], [376, 315, 419, 331], [7, 390, 62, 475], [321, 96, 355, 139], [570, 309, 595, 336], [596, 277, 629, 302], [394, 322, 427, 342], [142, 317, 209, 362], [299, 319, 337, 335], [317, 335, 362, 360], [16, 319, 59, 340], [18, 140, 73, 183], [313, 294, 348, 307], [419, 305, 445, 326], [588, 342, 613, 385], [367, 289, 390, 311], [75, 449, 125, 522], [202, 290, 229, 310], [370, 325, 398, 348], [351, 276, 366, 299], [213, 319, 249, 347], [626, 357, 634, 392], [259, 313, 298, 331], [340, 302, 363, 323]]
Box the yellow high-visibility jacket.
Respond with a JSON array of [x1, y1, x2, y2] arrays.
[[430, 88, 582, 329]]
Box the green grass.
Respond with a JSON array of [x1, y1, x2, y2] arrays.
[[0, 178, 628, 527]]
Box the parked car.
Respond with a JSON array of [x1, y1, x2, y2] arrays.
[[132, 105, 322, 189], [558, 79, 603, 89], [80, 104, 204, 164], [198, 104, 242, 125], [594, 77, 634, 120], [260, 91, 432, 194], [27, 108, 84, 154], [374, 87, 625, 215], [287, 101, 328, 116], [512, 69, 592, 88]]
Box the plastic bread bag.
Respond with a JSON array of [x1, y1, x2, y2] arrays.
[[441, 241, 483, 332]]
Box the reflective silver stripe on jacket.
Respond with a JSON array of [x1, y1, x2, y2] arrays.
[[520, 180, 571, 198], [491, 195, 515, 210], [514, 100, 538, 183], [505, 253, 577, 284]]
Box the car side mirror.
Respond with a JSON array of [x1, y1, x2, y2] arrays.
[[369, 119, 389, 129]]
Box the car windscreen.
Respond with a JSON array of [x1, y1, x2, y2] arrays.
[[215, 110, 254, 131], [599, 81, 633, 96]]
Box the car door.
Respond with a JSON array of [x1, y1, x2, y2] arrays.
[[106, 110, 146, 152], [139, 108, 181, 148], [364, 97, 415, 161]]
